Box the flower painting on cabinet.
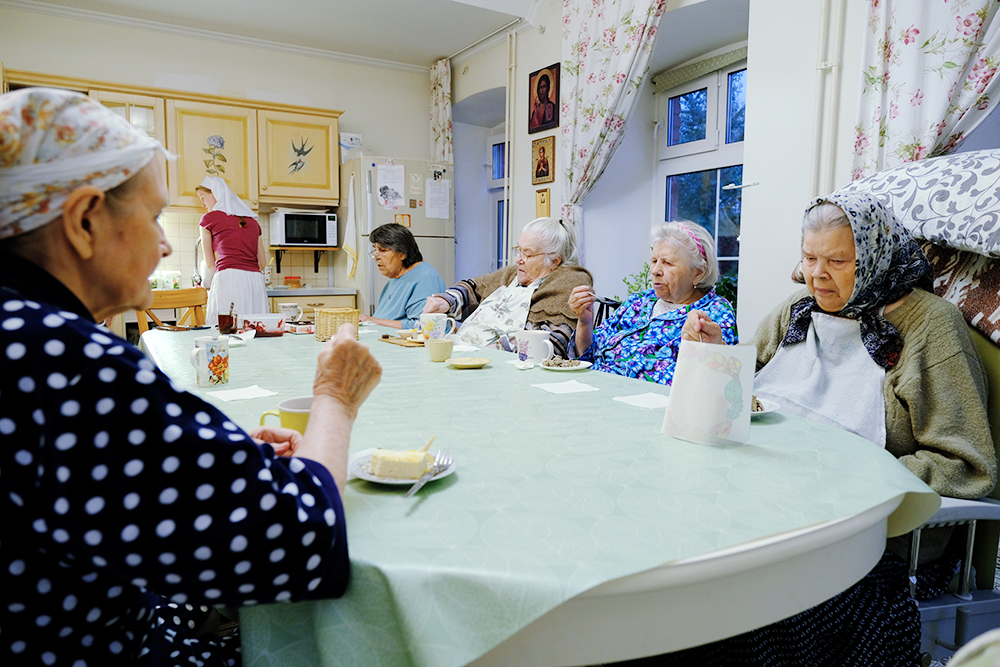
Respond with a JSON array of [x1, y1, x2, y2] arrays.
[[204, 134, 227, 175]]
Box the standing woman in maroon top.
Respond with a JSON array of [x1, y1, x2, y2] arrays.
[[196, 176, 269, 324]]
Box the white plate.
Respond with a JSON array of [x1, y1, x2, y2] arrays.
[[349, 453, 458, 485], [539, 360, 592, 372], [751, 398, 781, 417]]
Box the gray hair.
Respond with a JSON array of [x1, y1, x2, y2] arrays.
[[802, 201, 850, 233], [522, 217, 579, 268], [651, 221, 719, 290]]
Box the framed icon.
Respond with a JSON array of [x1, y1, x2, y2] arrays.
[[535, 188, 550, 218], [528, 63, 560, 134], [531, 136, 554, 185]]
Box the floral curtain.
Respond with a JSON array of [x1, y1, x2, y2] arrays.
[[430, 58, 453, 163], [560, 0, 666, 235], [853, 0, 1000, 179]]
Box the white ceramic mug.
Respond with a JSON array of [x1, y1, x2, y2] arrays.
[[189, 335, 229, 386], [420, 313, 457, 340], [278, 302, 303, 322], [516, 330, 554, 363]]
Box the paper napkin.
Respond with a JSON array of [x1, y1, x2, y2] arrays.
[[532, 380, 600, 395], [613, 392, 671, 409], [207, 384, 279, 402]]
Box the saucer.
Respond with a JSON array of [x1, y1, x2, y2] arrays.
[[446, 357, 491, 369]]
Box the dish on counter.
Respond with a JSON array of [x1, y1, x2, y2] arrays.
[[350, 453, 457, 485], [445, 357, 491, 369], [540, 360, 592, 372], [751, 397, 780, 417]]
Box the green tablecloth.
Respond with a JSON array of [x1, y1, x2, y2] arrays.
[[140, 326, 938, 667]]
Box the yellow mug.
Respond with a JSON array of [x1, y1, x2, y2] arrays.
[[260, 396, 312, 434]]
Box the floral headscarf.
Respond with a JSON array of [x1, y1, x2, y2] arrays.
[[782, 190, 933, 368], [0, 87, 169, 240], [198, 175, 257, 220]]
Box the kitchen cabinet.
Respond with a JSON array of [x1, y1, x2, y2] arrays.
[[268, 293, 355, 319], [167, 100, 258, 209], [89, 90, 167, 184], [258, 110, 340, 206]]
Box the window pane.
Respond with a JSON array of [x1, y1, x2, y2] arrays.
[[667, 88, 707, 146], [665, 169, 717, 230], [491, 142, 506, 181], [496, 199, 506, 268], [726, 69, 747, 144], [718, 165, 743, 258]]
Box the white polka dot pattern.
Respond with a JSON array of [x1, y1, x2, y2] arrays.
[[1, 275, 349, 665]]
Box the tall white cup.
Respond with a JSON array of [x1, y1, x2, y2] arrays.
[[516, 330, 554, 363], [420, 313, 457, 340], [278, 302, 303, 322]]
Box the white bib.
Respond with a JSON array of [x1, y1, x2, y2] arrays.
[[457, 278, 541, 348], [754, 311, 887, 447]]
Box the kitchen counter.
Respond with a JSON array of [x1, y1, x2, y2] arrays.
[[266, 287, 355, 297]]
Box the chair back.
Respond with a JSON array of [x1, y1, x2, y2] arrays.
[[593, 297, 621, 329], [135, 287, 208, 333]]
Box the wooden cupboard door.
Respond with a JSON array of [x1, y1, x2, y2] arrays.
[[258, 110, 339, 205], [89, 90, 167, 187], [167, 100, 258, 209]]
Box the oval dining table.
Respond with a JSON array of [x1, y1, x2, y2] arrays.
[[139, 323, 939, 667]]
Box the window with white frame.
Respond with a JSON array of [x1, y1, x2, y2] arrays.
[[656, 61, 746, 296], [488, 133, 510, 272]]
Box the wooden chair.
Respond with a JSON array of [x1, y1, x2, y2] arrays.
[[135, 287, 208, 334]]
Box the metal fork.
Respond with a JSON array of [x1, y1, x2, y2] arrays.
[[404, 448, 453, 498]]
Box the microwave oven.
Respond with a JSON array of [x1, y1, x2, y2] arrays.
[[269, 209, 338, 248]]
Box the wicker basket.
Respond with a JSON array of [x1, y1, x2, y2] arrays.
[[314, 307, 359, 341]]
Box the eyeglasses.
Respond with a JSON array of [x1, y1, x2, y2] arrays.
[[369, 246, 391, 258], [512, 246, 548, 260]]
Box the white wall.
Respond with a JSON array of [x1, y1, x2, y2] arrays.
[[0, 7, 431, 160], [576, 81, 658, 297], [737, 0, 867, 338]]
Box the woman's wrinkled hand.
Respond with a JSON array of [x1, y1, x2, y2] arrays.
[[568, 285, 595, 329], [422, 296, 449, 314], [682, 310, 724, 345], [249, 425, 303, 457], [313, 323, 382, 418]]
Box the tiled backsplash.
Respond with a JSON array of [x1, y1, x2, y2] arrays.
[[157, 209, 334, 289]]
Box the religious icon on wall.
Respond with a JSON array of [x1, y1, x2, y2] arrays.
[[528, 63, 560, 134], [535, 188, 551, 218], [531, 136, 555, 185]]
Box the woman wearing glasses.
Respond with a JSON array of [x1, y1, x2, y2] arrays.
[[359, 223, 445, 329], [423, 217, 592, 357]]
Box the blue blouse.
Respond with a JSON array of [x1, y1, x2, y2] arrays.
[[373, 262, 446, 328], [577, 288, 738, 385]]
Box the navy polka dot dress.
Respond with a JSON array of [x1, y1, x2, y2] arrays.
[[1, 255, 350, 666]]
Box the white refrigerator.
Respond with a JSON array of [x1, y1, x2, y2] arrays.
[[333, 157, 456, 316]]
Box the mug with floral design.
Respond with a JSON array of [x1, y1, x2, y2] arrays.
[[189, 335, 229, 386]]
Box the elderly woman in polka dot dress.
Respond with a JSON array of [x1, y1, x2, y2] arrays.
[[0, 88, 382, 666]]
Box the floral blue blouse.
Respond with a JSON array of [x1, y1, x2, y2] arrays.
[[575, 288, 738, 385]]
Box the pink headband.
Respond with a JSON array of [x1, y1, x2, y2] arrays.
[[676, 223, 706, 259]]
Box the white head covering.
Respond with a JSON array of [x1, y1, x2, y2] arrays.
[[199, 176, 257, 220], [0, 87, 171, 240]]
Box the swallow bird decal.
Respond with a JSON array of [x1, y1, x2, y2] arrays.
[[289, 137, 313, 174]]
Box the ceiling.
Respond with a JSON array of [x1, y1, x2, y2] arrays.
[[8, 0, 534, 68], [9, 0, 748, 73]]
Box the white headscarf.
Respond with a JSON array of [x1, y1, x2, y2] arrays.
[[199, 176, 257, 220], [0, 87, 171, 240]]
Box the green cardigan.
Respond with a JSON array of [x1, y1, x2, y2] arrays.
[[753, 288, 996, 500]]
